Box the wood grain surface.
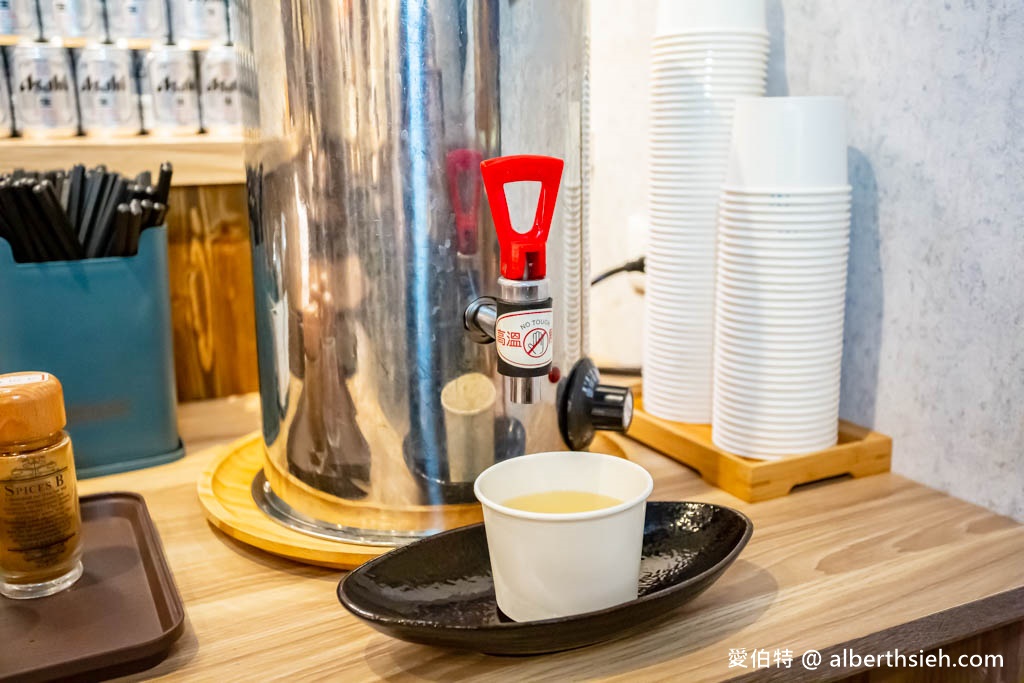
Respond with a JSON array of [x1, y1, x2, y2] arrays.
[[628, 396, 893, 502], [0, 136, 245, 186], [166, 185, 259, 401], [76, 395, 1024, 682]]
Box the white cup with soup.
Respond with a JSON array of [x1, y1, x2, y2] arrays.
[[474, 451, 654, 622]]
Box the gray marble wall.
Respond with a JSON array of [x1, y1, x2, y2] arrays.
[[770, 0, 1024, 521], [589, 0, 1024, 519]]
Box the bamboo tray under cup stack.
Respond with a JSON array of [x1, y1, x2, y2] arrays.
[[626, 386, 892, 502]]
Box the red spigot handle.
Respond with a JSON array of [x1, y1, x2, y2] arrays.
[[480, 154, 564, 280], [446, 148, 484, 255]]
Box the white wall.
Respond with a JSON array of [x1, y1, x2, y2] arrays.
[[588, 0, 657, 366], [588, 0, 1024, 520]]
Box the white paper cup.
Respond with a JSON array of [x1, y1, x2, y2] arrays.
[[726, 96, 847, 188], [712, 239, 847, 254], [646, 360, 714, 375], [715, 378, 840, 403], [717, 275, 846, 293], [644, 396, 712, 424], [716, 239, 849, 255], [715, 372, 840, 394], [718, 265, 848, 284], [646, 328, 717, 344], [646, 339, 716, 353], [652, 37, 770, 50], [651, 83, 765, 95], [720, 197, 851, 212], [714, 361, 842, 384], [648, 128, 734, 139], [651, 76, 766, 88], [649, 148, 733, 158], [721, 184, 851, 198], [648, 214, 720, 226], [648, 124, 734, 136], [653, 33, 770, 46], [649, 165, 730, 176], [716, 298, 846, 318], [718, 213, 851, 230], [655, 0, 766, 34], [716, 321, 843, 342], [717, 263, 849, 280], [713, 404, 839, 429], [712, 414, 838, 441], [711, 428, 837, 454], [647, 285, 716, 300], [645, 367, 715, 382], [651, 68, 767, 80], [474, 452, 654, 622], [651, 59, 769, 73], [717, 235, 850, 250], [713, 412, 839, 436], [711, 434, 837, 460], [717, 250, 849, 269]]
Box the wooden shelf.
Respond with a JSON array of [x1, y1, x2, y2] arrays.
[[0, 135, 245, 186], [0, 36, 221, 49]]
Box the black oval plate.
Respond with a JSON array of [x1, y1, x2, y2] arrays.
[[337, 501, 752, 655]]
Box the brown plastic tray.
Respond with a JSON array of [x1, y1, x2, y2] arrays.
[[0, 492, 185, 683]]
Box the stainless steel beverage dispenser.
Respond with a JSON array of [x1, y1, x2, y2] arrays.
[[240, 0, 633, 546]]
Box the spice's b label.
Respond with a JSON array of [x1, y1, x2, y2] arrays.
[[495, 307, 554, 369], [0, 452, 81, 574]]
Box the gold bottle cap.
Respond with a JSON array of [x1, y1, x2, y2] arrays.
[[0, 372, 68, 446]]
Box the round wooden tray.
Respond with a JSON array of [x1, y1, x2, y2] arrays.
[[197, 430, 630, 569]]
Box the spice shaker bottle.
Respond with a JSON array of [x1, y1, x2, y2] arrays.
[[0, 372, 84, 599]]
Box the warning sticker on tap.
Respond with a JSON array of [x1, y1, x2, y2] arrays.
[[495, 308, 554, 369]]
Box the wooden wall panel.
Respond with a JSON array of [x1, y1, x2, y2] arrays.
[[166, 184, 259, 401]]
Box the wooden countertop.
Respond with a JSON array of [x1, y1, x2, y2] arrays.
[[79, 395, 1024, 682]]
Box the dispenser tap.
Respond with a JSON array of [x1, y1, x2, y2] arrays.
[[464, 154, 563, 404]]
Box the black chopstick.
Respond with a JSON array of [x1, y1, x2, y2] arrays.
[[86, 175, 127, 258], [0, 181, 39, 262], [150, 201, 167, 228], [14, 180, 65, 260], [125, 199, 144, 255], [0, 161, 173, 262], [155, 163, 172, 205], [34, 180, 84, 260]]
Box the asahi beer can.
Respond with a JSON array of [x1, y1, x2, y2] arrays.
[[142, 46, 200, 136], [105, 0, 169, 42], [169, 0, 227, 43], [76, 45, 140, 137], [10, 44, 78, 138], [199, 44, 239, 135], [226, 0, 248, 46], [0, 53, 12, 138], [0, 0, 41, 38], [38, 0, 105, 40]]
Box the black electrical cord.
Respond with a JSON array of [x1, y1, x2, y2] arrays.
[[590, 256, 645, 285], [590, 256, 645, 376]]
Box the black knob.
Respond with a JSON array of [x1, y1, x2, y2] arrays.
[[590, 383, 633, 432], [557, 357, 635, 450]]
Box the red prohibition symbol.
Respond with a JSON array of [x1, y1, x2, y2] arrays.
[[524, 328, 550, 358]]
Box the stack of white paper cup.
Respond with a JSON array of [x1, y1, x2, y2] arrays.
[[643, 0, 769, 423], [712, 96, 851, 459]]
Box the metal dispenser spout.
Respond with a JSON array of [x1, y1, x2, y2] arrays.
[[464, 155, 563, 404]]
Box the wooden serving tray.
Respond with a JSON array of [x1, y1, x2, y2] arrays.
[[628, 394, 892, 502]]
